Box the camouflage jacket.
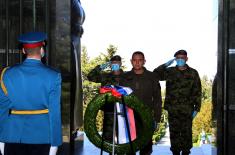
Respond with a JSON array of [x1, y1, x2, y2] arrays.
[[120, 67, 162, 123], [153, 64, 201, 112], [87, 65, 124, 86]]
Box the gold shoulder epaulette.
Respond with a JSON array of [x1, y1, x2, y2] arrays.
[[1, 67, 9, 95]]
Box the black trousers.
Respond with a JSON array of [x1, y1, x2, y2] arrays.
[[4, 143, 50, 155]]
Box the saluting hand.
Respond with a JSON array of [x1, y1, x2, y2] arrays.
[[164, 58, 175, 67], [100, 61, 111, 70]]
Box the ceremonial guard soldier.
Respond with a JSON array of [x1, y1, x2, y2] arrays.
[[0, 32, 62, 155]]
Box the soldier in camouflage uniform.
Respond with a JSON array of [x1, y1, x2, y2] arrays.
[[121, 51, 162, 155], [153, 50, 201, 155], [87, 55, 123, 147]]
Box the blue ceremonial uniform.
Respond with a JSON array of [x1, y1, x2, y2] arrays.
[[0, 59, 62, 146], [0, 32, 62, 154]]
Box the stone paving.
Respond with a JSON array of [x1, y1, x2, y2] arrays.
[[74, 128, 217, 155]]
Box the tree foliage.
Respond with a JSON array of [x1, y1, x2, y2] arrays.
[[192, 100, 212, 143], [192, 75, 213, 143], [201, 75, 212, 102]]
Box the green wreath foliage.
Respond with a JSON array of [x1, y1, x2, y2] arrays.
[[84, 93, 153, 154]]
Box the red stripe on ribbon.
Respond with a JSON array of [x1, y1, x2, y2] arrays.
[[23, 42, 44, 49], [100, 87, 122, 98], [127, 107, 136, 140]]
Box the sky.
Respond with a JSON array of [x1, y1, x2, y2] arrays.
[[81, 0, 218, 80]]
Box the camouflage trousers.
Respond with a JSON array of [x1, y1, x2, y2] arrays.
[[168, 109, 193, 153]]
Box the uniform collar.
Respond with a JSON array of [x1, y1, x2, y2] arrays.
[[23, 58, 42, 64], [131, 67, 147, 75], [175, 64, 189, 71]]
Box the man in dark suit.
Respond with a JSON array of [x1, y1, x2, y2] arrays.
[[0, 32, 62, 155]]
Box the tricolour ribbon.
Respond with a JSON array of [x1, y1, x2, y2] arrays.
[[99, 85, 133, 98], [100, 85, 136, 142]]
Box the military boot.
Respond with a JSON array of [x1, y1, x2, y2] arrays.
[[172, 151, 180, 155], [182, 151, 190, 155]]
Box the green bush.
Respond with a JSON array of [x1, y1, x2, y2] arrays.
[[192, 100, 212, 143], [152, 110, 168, 144]]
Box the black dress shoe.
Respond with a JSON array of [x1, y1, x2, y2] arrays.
[[172, 151, 180, 155]]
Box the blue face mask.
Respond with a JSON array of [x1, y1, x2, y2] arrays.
[[176, 58, 186, 67], [111, 64, 120, 71]]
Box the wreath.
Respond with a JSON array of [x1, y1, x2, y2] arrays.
[[84, 92, 153, 154]]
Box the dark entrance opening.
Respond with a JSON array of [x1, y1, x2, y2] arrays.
[[0, 0, 84, 154]]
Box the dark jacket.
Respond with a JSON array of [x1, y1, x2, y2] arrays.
[[120, 67, 162, 123]]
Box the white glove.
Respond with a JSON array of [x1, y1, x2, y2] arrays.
[[0, 142, 4, 155], [49, 146, 58, 155]]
